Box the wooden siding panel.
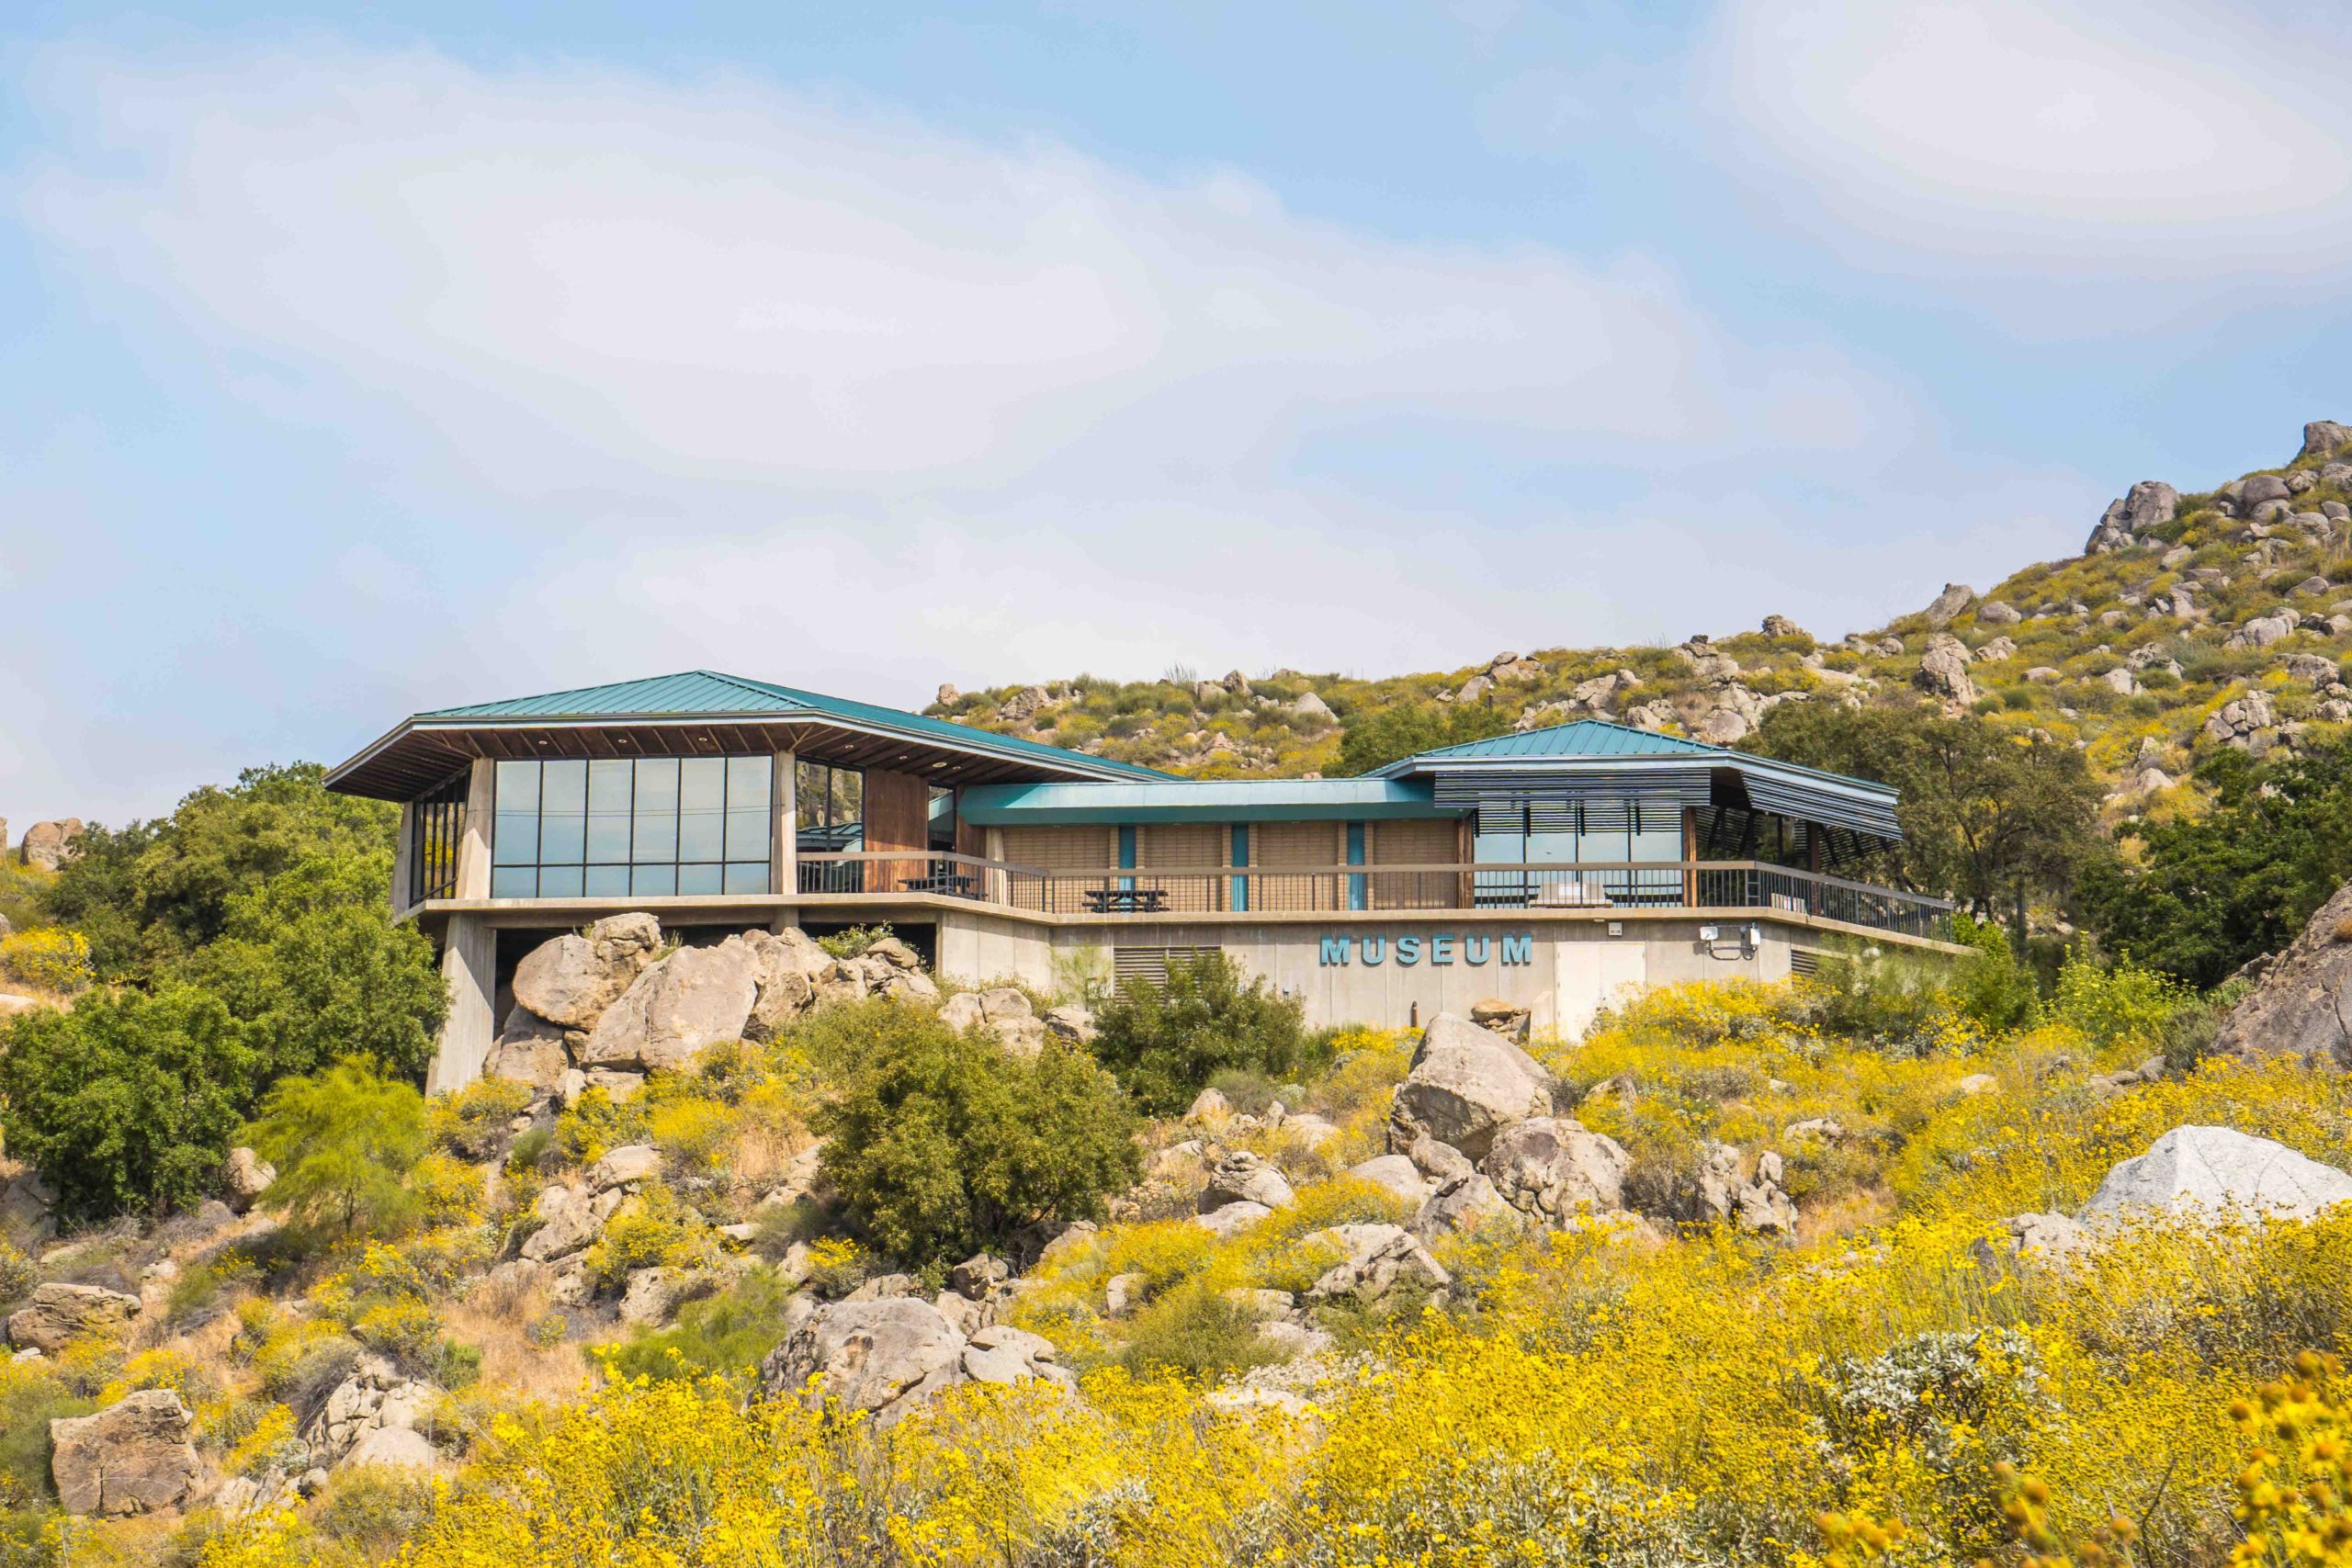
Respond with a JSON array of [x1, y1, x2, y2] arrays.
[[861, 767, 932, 894]]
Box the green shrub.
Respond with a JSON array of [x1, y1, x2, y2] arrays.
[[816, 924, 895, 959], [0, 1244, 34, 1309], [314, 1465, 439, 1559], [1114, 1281, 1282, 1383], [0, 985, 258, 1222], [581, 1184, 717, 1292], [429, 1077, 533, 1161], [1091, 953, 1315, 1114], [0, 929, 93, 991], [246, 1061, 429, 1243], [602, 1268, 798, 1384], [805, 1000, 1142, 1267], [2052, 953, 2191, 1055]]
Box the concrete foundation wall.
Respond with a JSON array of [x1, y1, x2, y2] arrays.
[[932, 909, 1813, 1038]]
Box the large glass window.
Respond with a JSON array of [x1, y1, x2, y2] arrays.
[[491, 754, 771, 898], [1470, 800, 1686, 908], [795, 761, 864, 852]]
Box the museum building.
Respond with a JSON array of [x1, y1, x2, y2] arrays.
[[324, 671, 1960, 1089]]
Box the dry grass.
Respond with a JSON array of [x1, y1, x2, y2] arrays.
[[444, 1291, 589, 1406]]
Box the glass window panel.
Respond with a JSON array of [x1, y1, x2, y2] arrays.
[[631, 863, 677, 897], [587, 760, 633, 862], [725, 807, 769, 863], [723, 861, 769, 894], [633, 759, 678, 863], [491, 866, 537, 898], [1577, 826, 1630, 863], [584, 864, 631, 897], [727, 755, 771, 811], [538, 760, 586, 864], [929, 786, 956, 851], [1526, 832, 1577, 864], [1629, 824, 1683, 862], [537, 865, 584, 897], [831, 769, 863, 824], [679, 759, 727, 861], [492, 761, 539, 864], [677, 863, 724, 896]]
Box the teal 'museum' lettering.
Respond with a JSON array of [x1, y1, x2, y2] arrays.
[[1317, 932, 1532, 967]]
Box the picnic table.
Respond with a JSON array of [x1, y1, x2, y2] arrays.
[[1083, 886, 1169, 914], [902, 873, 978, 897]]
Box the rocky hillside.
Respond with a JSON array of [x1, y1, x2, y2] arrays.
[[10, 901, 2352, 1565], [929, 420, 2352, 807]]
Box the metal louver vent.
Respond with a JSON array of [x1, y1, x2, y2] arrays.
[[1113, 946, 1217, 989]]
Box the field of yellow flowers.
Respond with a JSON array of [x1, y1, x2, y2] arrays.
[[51, 977, 2352, 1568]]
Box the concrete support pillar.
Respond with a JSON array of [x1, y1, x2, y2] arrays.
[[456, 758, 495, 901], [984, 826, 1008, 905], [429, 912, 497, 1095]]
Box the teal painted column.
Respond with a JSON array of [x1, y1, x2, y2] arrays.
[[1229, 824, 1250, 912], [1118, 825, 1136, 892], [1346, 821, 1367, 910]]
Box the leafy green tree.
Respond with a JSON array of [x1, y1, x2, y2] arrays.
[[245, 1061, 429, 1241], [41, 763, 399, 977], [2077, 737, 2352, 987], [1339, 701, 1514, 776], [808, 1001, 1142, 1267], [1091, 953, 1314, 1113], [1743, 703, 2100, 943], [180, 855, 444, 1082], [0, 987, 257, 1221]]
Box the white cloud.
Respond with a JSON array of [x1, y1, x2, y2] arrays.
[[2, 42, 2114, 821], [1702, 0, 2352, 281], [18, 47, 1900, 496]]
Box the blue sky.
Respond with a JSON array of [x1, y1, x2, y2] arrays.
[[6, 0, 2352, 824]]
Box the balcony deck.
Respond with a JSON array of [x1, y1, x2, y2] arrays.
[[792, 852, 1956, 942]]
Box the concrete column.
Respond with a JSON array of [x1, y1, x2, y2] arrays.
[[429, 912, 497, 1095], [769, 750, 798, 931], [455, 758, 495, 901], [390, 803, 415, 918]]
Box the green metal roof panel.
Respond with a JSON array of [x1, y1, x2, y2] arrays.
[[960, 778, 1453, 826], [1379, 717, 1722, 771], [414, 671, 1170, 781]]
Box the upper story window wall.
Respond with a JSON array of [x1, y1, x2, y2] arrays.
[[795, 761, 863, 853], [491, 755, 773, 898]]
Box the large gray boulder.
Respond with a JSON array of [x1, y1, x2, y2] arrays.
[[1302, 1224, 1452, 1305], [1410, 1172, 1513, 1238], [1199, 1151, 1295, 1213], [1389, 1014, 1555, 1162], [1479, 1118, 1629, 1223], [2082, 1126, 2352, 1224], [1922, 582, 1975, 628], [758, 1297, 1058, 1425], [579, 936, 762, 1071], [2211, 877, 2352, 1068], [1348, 1154, 1434, 1207], [742, 928, 833, 1041], [17, 819, 83, 873], [304, 1353, 438, 1466], [51, 1391, 201, 1516], [511, 913, 663, 1030], [2085, 481, 2180, 554], [484, 1009, 571, 1091], [7, 1282, 140, 1353], [2302, 421, 2352, 460], [1914, 636, 1977, 705]]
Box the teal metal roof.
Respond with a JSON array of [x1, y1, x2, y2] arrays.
[[328, 671, 1170, 798], [1374, 717, 1720, 772], [961, 777, 1451, 827]]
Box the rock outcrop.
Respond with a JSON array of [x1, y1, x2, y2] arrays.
[[580, 936, 763, 1072], [512, 914, 663, 1030], [8, 1282, 140, 1353], [51, 1391, 201, 1516], [1388, 1014, 1555, 1162], [2085, 481, 2180, 554], [1302, 1224, 1451, 1305], [1478, 1118, 1628, 1224], [2210, 877, 2352, 1068], [759, 1297, 1070, 1424], [2082, 1126, 2352, 1224], [17, 819, 84, 872]]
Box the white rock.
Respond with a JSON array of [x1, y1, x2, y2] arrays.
[[2083, 1126, 2352, 1223]]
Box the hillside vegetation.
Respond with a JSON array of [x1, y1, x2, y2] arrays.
[[929, 421, 2352, 816], [1, 429, 2351, 1566]]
